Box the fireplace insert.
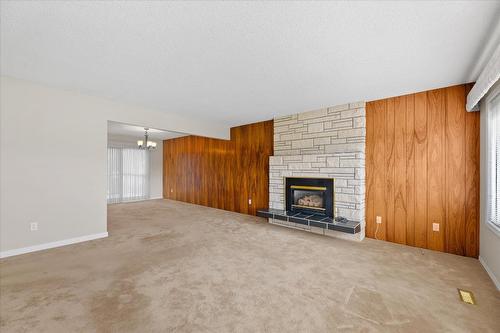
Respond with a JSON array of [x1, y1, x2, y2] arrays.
[[285, 177, 334, 217]]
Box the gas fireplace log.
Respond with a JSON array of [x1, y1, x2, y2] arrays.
[[297, 195, 323, 208]]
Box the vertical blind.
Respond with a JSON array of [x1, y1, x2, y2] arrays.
[[107, 147, 150, 204], [489, 93, 500, 228]]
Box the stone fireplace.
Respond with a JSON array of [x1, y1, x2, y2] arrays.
[[267, 102, 366, 241]]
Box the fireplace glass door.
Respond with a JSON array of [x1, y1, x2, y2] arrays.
[[290, 185, 327, 213], [285, 178, 334, 217]]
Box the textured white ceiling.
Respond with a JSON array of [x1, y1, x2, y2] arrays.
[[1, 1, 499, 127], [107, 121, 186, 141]]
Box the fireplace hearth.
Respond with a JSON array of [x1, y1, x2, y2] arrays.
[[258, 176, 360, 235], [285, 177, 334, 217]]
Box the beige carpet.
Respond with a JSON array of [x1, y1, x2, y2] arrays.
[[1, 199, 499, 332]]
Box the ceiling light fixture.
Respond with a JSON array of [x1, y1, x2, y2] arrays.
[[137, 128, 157, 150]]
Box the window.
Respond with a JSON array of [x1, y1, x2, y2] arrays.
[[107, 147, 150, 204], [487, 91, 500, 231]]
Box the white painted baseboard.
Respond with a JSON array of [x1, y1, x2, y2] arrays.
[[479, 255, 500, 291], [107, 197, 163, 205], [0, 232, 109, 259]]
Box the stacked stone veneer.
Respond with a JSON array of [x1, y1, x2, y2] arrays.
[[269, 102, 366, 241]]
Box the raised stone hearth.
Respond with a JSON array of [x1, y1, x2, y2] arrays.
[[257, 208, 361, 235], [268, 102, 366, 241]]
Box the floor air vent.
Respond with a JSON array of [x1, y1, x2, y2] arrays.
[[457, 289, 476, 305]]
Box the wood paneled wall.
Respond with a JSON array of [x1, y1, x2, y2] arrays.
[[163, 120, 273, 215], [365, 84, 480, 257]]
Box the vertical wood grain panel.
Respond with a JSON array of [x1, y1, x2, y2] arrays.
[[445, 85, 466, 255], [163, 120, 273, 216], [406, 94, 416, 246], [385, 98, 395, 242], [394, 96, 407, 244], [373, 100, 386, 240], [365, 101, 375, 238], [365, 84, 479, 257], [427, 89, 446, 252], [465, 84, 480, 258], [163, 143, 168, 198], [414, 92, 428, 249]]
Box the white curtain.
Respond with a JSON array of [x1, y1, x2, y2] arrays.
[[467, 42, 500, 112], [107, 147, 150, 204], [488, 93, 500, 228]]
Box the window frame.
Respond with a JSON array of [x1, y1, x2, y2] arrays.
[[485, 83, 500, 237]]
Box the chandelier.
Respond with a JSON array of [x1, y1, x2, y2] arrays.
[[137, 128, 157, 150]]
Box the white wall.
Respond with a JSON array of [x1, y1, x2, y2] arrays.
[[479, 80, 500, 290], [0, 76, 228, 255], [149, 142, 164, 199], [107, 134, 164, 200]]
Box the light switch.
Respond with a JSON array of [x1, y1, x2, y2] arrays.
[[432, 223, 440, 232]]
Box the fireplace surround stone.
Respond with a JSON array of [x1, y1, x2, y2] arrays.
[[268, 102, 365, 241]]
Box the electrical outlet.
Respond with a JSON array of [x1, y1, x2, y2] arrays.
[[432, 223, 440, 232], [30, 222, 38, 231], [248, 198, 252, 205], [376, 216, 382, 224]]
